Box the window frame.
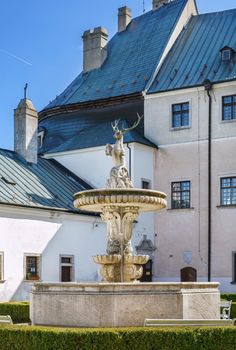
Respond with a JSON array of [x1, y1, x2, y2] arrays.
[[24, 253, 41, 281], [59, 254, 75, 282], [141, 179, 151, 190], [171, 180, 191, 209], [222, 95, 236, 121], [221, 49, 231, 62], [171, 102, 190, 129], [220, 176, 236, 206]]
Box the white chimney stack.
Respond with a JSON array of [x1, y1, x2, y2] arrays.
[[82, 27, 108, 73], [152, 0, 169, 10], [14, 98, 38, 164], [118, 6, 132, 32]]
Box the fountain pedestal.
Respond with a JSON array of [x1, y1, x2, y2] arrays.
[[30, 282, 220, 327]]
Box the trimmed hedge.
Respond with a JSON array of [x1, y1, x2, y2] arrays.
[[0, 326, 235, 350], [0, 302, 29, 323], [221, 293, 236, 302]]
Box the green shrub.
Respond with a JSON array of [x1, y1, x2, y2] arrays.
[[0, 326, 235, 350], [231, 303, 236, 319], [221, 293, 236, 302], [0, 302, 29, 323]]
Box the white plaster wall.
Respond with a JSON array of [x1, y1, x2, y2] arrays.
[[0, 206, 106, 301], [131, 143, 157, 250], [49, 145, 131, 189], [145, 81, 236, 291]]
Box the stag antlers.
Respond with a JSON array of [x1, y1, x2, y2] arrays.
[[111, 114, 143, 135]]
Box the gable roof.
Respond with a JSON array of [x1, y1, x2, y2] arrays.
[[45, 121, 157, 155], [148, 8, 236, 93], [44, 0, 188, 110], [0, 149, 91, 212]]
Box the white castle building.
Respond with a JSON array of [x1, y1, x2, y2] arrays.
[[1, 0, 236, 300]]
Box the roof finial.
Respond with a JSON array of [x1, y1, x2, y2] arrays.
[[24, 83, 28, 100]]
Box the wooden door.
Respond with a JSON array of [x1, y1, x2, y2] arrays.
[[61, 266, 71, 282], [180, 267, 197, 282], [140, 259, 153, 282]]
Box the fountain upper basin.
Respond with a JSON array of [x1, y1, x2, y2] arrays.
[[74, 188, 167, 212]]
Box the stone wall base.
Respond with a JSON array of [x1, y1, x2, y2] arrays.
[[30, 282, 220, 327]]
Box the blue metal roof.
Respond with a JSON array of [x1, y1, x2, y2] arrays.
[[0, 149, 91, 211], [148, 9, 236, 93], [46, 121, 157, 154], [39, 100, 144, 154], [44, 0, 187, 110]]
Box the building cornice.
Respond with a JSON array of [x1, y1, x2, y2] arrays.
[[146, 80, 236, 99], [0, 202, 99, 221], [39, 93, 143, 121]]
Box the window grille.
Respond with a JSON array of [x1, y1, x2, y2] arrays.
[[172, 102, 189, 128], [171, 181, 191, 209], [222, 95, 236, 121], [221, 177, 236, 206]]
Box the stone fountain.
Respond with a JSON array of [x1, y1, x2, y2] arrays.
[[30, 116, 220, 328], [74, 115, 166, 283]]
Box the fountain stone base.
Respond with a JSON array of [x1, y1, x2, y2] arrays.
[[30, 282, 220, 328]]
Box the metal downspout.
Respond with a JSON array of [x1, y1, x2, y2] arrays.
[[204, 79, 213, 282], [127, 143, 132, 179]]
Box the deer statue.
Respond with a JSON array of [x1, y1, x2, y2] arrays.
[[106, 114, 143, 189]]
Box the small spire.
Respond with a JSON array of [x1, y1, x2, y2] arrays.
[[24, 83, 28, 100]]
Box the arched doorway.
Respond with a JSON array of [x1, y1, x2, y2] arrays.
[[180, 267, 197, 282]]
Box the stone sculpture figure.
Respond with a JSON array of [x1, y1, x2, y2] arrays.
[[105, 114, 143, 189]]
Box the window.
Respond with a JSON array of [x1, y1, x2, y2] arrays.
[[171, 181, 190, 209], [172, 102, 190, 128], [25, 254, 41, 281], [220, 46, 234, 62], [0, 253, 4, 281], [60, 255, 74, 282], [142, 180, 151, 189], [222, 95, 236, 121], [221, 177, 236, 206]]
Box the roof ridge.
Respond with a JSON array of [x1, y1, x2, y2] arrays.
[[197, 7, 236, 17]]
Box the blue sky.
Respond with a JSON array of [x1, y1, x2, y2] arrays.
[[0, 0, 235, 150]]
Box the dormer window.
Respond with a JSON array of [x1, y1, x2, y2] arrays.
[[220, 46, 235, 62]]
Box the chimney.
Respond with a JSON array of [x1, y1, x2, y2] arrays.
[[82, 27, 108, 72], [152, 0, 169, 10], [14, 98, 38, 164], [118, 6, 132, 32]]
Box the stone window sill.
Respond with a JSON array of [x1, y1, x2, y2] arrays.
[[170, 126, 191, 131], [167, 207, 194, 211], [217, 205, 236, 209], [221, 119, 236, 124]]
